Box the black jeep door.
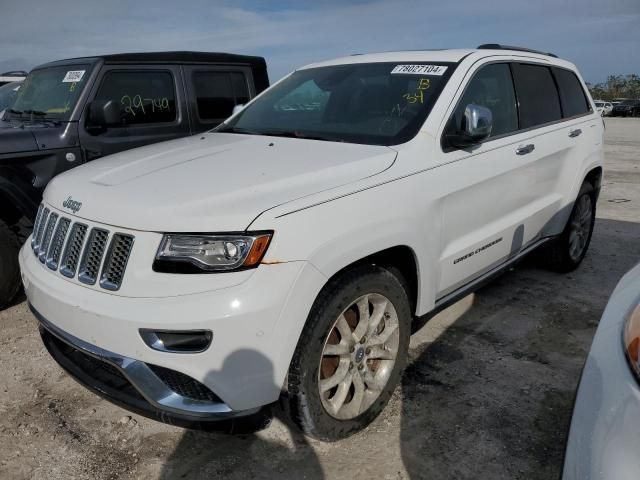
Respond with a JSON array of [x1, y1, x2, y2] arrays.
[[77, 65, 189, 161]]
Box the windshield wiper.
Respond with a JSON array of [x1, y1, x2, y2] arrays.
[[24, 109, 48, 116], [216, 126, 264, 135], [259, 130, 344, 143]]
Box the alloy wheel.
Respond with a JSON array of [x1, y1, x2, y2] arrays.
[[568, 194, 593, 262], [318, 293, 400, 420]]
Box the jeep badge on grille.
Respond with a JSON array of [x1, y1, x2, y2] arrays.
[[62, 196, 82, 213]]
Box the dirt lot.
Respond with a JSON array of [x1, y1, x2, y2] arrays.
[[1, 118, 639, 480]]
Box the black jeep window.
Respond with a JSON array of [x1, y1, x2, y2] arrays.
[[94, 70, 176, 125], [192, 71, 250, 121], [553, 68, 590, 118], [512, 64, 562, 129], [452, 63, 518, 138]]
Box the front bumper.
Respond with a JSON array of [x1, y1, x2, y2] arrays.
[[35, 306, 255, 426], [20, 242, 327, 418]]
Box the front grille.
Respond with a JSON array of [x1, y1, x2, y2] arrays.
[[148, 364, 222, 403], [60, 223, 88, 278], [78, 228, 109, 285], [100, 234, 135, 291], [31, 204, 44, 249], [38, 213, 59, 262], [32, 207, 50, 252], [46, 218, 71, 270], [33, 204, 135, 290]]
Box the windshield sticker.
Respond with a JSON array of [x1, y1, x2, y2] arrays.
[[391, 65, 448, 76], [13, 85, 20, 91], [62, 70, 86, 83]]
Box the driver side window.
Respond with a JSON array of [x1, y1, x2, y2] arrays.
[[452, 63, 518, 138]]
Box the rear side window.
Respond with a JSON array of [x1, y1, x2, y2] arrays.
[[192, 71, 250, 121], [452, 63, 518, 138], [94, 70, 176, 125], [553, 68, 590, 118], [512, 64, 562, 129]]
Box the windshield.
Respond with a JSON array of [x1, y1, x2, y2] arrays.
[[11, 64, 91, 120], [0, 81, 21, 112], [595, 102, 604, 107], [219, 62, 455, 146]]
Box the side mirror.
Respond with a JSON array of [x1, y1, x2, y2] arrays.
[[446, 104, 493, 148], [231, 103, 245, 116], [87, 99, 121, 129]]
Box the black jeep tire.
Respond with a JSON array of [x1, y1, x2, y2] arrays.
[[284, 264, 411, 441], [0, 218, 22, 309], [542, 181, 596, 273]]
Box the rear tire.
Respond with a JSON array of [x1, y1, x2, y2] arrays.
[[0, 219, 22, 309], [542, 181, 596, 273], [285, 264, 411, 441]]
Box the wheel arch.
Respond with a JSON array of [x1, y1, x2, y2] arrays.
[[0, 167, 40, 225], [584, 166, 602, 199]]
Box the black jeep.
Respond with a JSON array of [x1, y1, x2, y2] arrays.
[[0, 51, 269, 307]]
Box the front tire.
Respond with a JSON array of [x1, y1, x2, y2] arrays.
[[285, 264, 411, 441], [0, 219, 22, 309], [542, 181, 596, 272]]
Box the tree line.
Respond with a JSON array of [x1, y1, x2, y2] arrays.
[[586, 74, 640, 101]]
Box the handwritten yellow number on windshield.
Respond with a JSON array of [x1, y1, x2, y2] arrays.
[[402, 78, 430, 104], [417, 78, 430, 90]]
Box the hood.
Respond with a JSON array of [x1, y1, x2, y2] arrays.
[[45, 132, 397, 231], [0, 122, 39, 155]]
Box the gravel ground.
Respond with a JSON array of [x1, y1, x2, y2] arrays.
[[0, 118, 638, 480]]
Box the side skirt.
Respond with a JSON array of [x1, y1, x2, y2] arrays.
[[411, 236, 553, 333]]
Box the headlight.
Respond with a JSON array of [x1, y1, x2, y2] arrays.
[[154, 232, 272, 273], [623, 303, 640, 378]]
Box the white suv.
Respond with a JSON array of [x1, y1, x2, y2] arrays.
[[20, 45, 603, 440]]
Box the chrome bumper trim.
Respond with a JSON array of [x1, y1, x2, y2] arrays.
[[32, 305, 233, 418]]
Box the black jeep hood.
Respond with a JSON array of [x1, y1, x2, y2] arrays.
[[0, 121, 76, 156], [0, 123, 39, 155]]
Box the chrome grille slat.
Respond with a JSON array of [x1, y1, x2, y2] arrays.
[[33, 207, 50, 252], [78, 228, 109, 285], [46, 218, 71, 271], [60, 223, 88, 278], [38, 213, 58, 263], [31, 205, 44, 249], [32, 204, 134, 289], [100, 234, 135, 291]]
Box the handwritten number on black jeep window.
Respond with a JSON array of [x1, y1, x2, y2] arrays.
[[94, 71, 176, 125]]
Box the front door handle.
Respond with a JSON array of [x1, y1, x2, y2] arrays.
[[516, 144, 535, 155], [569, 128, 582, 138]]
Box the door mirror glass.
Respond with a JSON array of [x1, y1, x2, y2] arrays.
[[87, 99, 121, 128], [447, 103, 493, 148]]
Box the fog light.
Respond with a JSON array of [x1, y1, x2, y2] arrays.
[[140, 329, 212, 353]]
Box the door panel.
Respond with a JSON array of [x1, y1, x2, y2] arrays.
[[78, 65, 189, 161], [437, 131, 546, 296], [435, 61, 581, 297]]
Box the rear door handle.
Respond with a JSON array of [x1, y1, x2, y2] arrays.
[[516, 144, 535, 155], [569, 128, 582, 138]]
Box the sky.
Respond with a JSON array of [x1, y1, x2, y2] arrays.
[[0, 0, 638, 85]]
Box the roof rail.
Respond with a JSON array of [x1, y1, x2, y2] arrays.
[[477, 44, 558, 58]]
